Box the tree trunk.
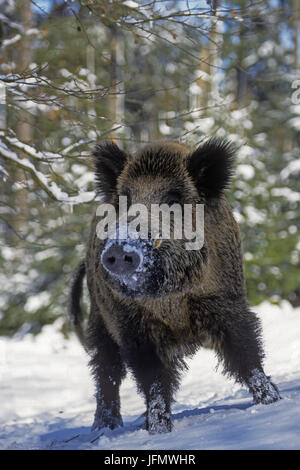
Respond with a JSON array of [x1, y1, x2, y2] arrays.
[[107, 24, 124, 135], [293, 0, 300, 72], [197, 0, 219, 107], [14, 0, 33, 235]]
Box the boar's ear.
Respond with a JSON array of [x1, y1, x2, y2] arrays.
[[93, 141, 128, 196], [187, 138, 236, 198]]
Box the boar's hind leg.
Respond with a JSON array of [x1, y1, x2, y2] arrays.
[[87, 316, 126, 431], [213, 307, 281, 404]]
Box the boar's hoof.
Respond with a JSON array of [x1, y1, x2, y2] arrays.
[[147, 413, 172, 435], [91, 410, 123, 432], [147, 394, 172, 434], [248, 369, 281, 405]]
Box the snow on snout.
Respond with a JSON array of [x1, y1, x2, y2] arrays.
[[101, 236, 156, 280]]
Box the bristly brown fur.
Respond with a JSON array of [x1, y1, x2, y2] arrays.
[[187, 138, 236, 198], [93, 141, 128, 199], [70, 138, 281, 434]]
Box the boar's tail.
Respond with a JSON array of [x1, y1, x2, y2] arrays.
[[69, 260, 86, 347]]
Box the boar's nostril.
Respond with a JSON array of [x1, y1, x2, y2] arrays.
[[102, 244, 142, 277]]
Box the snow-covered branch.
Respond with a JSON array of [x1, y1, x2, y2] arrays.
[[0, 139, 95, 204], [0, 132, 64, 162], [1, 28, 40, 49]]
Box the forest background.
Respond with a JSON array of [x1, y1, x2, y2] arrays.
[[0, 0, 299, 336]]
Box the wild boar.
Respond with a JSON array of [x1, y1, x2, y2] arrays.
[[69, 139, 280, 434]]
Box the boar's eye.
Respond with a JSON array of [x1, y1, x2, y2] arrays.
[[165, 190, 183, 206]]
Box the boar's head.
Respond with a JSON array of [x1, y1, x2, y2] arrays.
[[93, 139, 236, 299]]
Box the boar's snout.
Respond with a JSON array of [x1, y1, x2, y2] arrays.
[[102, 242, 142, 277], [100, 238, 166, 298]]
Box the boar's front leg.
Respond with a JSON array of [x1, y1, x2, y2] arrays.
[[191, 297, 281, 404], [87, 315, 126, 431], [214, 306, 281, 404], [123, 338, 179, 434]]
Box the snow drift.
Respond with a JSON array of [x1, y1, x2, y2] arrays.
[[0, 301, 299, 450]]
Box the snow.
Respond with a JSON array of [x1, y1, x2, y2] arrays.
[[0, 13, 23, 32], [123, 1, 139, 7], [236, 164, 255, 180], [2, 28, 40, 49], [0, 132, 63, 162], [245, 206, 266, 225], [0, 301, 300, 450], [24, 292, 51, 313], [288, 117, 300, 130], [2, 34, 21, 48], [271, 187, 300, 202], [0, 135, 95, 204], [281, 159, 300, 179]]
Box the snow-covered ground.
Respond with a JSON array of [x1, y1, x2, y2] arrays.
[[0, 301, 300, 450]]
